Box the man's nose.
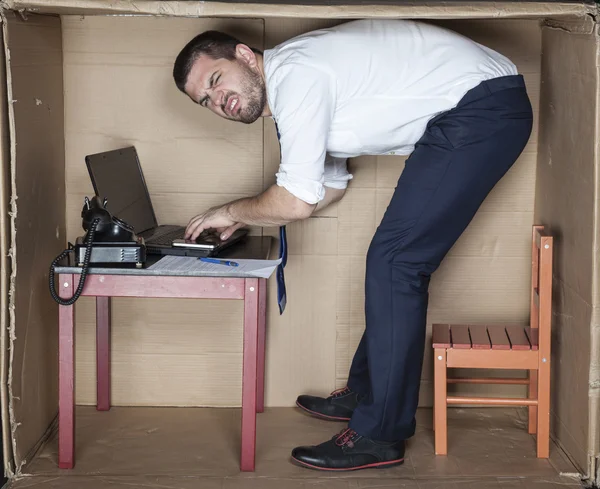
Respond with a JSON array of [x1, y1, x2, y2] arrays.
[[211, 90, 224, 108]]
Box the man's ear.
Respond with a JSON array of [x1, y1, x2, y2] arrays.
[[235, 43, 257, 68]]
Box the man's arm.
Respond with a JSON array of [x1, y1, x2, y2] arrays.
[[316, 155, 350, 212], [185, 66, 348, 240], [226, 184, 315, 226], [228, 184, 346, 223], [184, 184, 346, 241], [315, 186, 346, 212], [185, 184, 314, 240]]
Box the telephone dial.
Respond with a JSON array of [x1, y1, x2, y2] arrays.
[[49, 195, 146, 305]]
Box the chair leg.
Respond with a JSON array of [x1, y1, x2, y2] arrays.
[[434, 348, 447, 455], [241, 278, 259, 472], [537, 358, 551, 458], [528, 369, 538, 434], [58, 274, 75, 469], [96, 297, 111, 412], [256, 278, 267, 414]]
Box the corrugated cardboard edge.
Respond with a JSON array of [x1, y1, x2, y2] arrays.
[[0, 0, 597, 19], [543, 12, 597, 35], [0, 10, 11, 481], [15, 417, 57, 480], [591, 21, 600, 488], [0, 0, 593, 481], [4, 11, 64, 473], [540, 16, 600, 484], [0, 9, 19, 479]]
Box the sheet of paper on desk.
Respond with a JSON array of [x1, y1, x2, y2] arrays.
[[147, 255, 282, 279]]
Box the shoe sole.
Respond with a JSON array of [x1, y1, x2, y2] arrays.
[[295, 401, 352, 422], [291, 456, 404, 471]]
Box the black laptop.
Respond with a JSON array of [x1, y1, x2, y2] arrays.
[[85, 146, 248, 257]]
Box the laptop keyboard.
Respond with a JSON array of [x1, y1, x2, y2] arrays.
[[142, 226, 223, 247], [148, 228, 185, 246]]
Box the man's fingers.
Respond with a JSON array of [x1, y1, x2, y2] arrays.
[[220, 222, 244, 241], [185, 206, 237, 240], [184, 224, 194, 239], [191, 222, 208, 241], [185, 225, 196, 240], [185, 216, 205, 240]]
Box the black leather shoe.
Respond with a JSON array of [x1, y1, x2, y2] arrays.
[[296, 387, 362, 421], [291, 428, 405, 471]]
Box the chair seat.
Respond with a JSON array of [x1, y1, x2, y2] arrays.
[[432, 324, 539, 351]]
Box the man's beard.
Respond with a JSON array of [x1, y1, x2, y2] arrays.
[[234, 63, 266, 124]]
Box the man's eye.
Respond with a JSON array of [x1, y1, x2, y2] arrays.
[[216, 75, 221, 85]]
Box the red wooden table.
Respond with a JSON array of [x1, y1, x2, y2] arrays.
[[56, 269, 267, 472]]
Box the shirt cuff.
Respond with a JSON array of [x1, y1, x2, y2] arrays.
[[324, 172, 353, 189], [323, 156, 352, 190], [275, 170, 325, 204]]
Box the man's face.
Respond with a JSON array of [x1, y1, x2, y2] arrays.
[[184, 47, 266, 124]]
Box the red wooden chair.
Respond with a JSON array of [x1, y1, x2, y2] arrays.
[[432, 225, 553, 458]]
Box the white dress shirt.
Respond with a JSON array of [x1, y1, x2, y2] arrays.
[[263, 19, 518, 204]]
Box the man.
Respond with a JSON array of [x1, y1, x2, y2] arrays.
[[173, 19, 532, 471]]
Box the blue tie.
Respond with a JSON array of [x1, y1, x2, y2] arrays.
[[277, 225, 287, 314], [274, 120, 287, 314]]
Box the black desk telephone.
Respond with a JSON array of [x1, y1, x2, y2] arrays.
[[49, 195, 146, 305]]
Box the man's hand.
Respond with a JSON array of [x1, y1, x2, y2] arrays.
[[185, 205, 244, 241]]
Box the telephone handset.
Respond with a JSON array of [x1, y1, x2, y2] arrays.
[[81, 195, 136, 242], [49, 195, 146, 305]]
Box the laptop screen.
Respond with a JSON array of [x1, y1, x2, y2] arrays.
[[85, 146, 158, 234]]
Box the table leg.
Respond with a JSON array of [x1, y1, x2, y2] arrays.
[[96, 297, 111, 411], [241, 278, 259, 472], [256, 278, 266, 414], [58, 274, 75, 469]]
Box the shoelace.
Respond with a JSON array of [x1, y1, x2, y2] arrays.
[[330, 386, 351, 398], [335, 428, 360, 448]]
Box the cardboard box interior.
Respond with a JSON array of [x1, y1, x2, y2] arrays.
[[0, 0, 598, 484]]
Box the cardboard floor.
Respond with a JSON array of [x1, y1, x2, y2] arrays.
[[8, 407, 584, 488]]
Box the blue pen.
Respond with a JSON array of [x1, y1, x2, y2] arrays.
[[199, 257, 239, 267]]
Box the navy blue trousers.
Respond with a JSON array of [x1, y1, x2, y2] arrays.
[[346, 75, 533, 442]]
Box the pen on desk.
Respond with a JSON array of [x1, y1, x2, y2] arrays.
[[199, 257, 239, 267]]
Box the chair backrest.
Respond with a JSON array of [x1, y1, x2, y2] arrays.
[[530, 225, 553, 353]]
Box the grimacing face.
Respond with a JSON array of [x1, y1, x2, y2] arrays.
[[184, 44, 267, 124]]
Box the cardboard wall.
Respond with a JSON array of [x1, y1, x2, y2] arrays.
[[63, 16, 264, 407], [0, 1, 596, 482], [61, 16, 541, 408], [5, 13, 65, 468], [342, 18, 542, 404], [258, 17, 542, 407], [0, 12, 13, 474], [535, 23, 599, 475], [262, 17, 541, 407], [5, 0, 595, 20]]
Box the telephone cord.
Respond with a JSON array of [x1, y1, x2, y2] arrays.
[[49, 218, 100, 306]]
